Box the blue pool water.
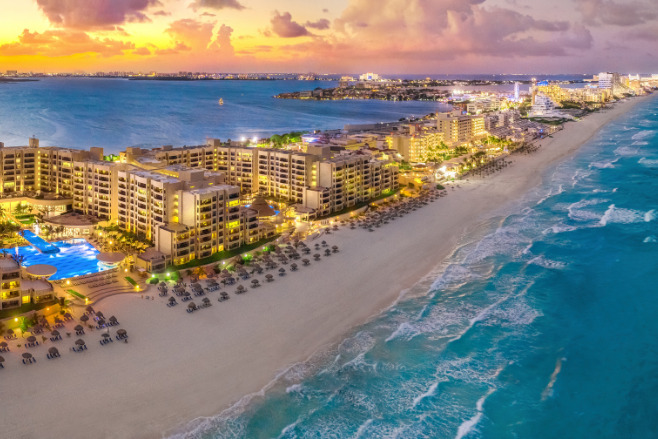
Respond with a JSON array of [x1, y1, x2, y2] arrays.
[[171, 96, 658, 439], [14, 239, 109, 280], [21, 229, 59, 253]]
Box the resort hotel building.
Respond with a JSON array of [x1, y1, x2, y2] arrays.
[[0, 136, 399, 271]]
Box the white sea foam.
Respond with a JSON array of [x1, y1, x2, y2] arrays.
[[631, 130, 655, 141], [638, 157, 658, 167], [352, 419, 374, 439], [412, 381, 440, 408], [536, 184, 565, 205], [541, 357, 566, 401], [528, 255, 567, 270], [285, 384, 304, 394], [599, 204, 650, 226], [589, 159, 617, 169], [567, 198, 608, 222], [385, 322, 416, 342], [645, 210, 657, 222], [546, 223, 578, 234], [643, 235, 657, 243], [454, 388, 496, 439], [614, 146, 640, 156]]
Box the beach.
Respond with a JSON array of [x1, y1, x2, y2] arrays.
[[1, 96, 651, 439]]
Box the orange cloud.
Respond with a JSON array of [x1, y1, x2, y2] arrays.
[[0, 28, 134, 57]]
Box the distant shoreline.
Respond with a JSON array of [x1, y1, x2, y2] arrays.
[[0, 78, 39, 83]]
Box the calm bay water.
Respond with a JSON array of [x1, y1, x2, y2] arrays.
[[172, 97, 658, 439], [0, 78, 445, 153]]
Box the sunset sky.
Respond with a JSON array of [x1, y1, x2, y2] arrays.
[[0, 0, 656, 74]]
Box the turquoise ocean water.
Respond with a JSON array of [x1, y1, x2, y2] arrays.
[[171, 97, 658, 439]]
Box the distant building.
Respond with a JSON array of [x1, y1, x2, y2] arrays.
[[514, 82, 520, 101], [435, 112, 486, 146], [359, 72, 381, 81]]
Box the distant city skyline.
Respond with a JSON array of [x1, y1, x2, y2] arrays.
[[0, 0, 657, 74]]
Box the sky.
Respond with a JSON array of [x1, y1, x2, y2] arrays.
[[0, 0, 656, 74]]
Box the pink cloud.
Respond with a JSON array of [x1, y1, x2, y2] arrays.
[[270, 11, 310, 38], [305, 19, 330, 30], [35, 0, 162, 29], [189, 0, 245, 11]]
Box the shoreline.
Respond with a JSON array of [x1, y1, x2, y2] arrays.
[[2, 95, 652, 439]]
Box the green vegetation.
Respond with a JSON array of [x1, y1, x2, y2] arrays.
[[67, 289, 87, 300], [397, 161, 413, 171], [268, 131, 306, 148], [528, 118, 569, 126], [419, 141, 469, 164], [0, 300, 58, 321], [125, 277, 137, 286], [559, 101, 582, 110], [436, 184, 445, 190], [103, 154, 120, 162], [172, 236, 281, 271]]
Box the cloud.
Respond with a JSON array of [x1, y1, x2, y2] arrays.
[[133, 47, 152, 55], [200, 12, 216, 17], [153, 10, 171, 16], [35, 0, 161, 29], [155, 41, 192, 55], [0, 28, 133, 57], [189, 0, 245, 11], [575, 0, 657, 26], [211, 24, 235, 55], [270, 11, 310, 38], [305, 19, 330, 30], [326, 0, 591, 60], [165, 18, 215, 50]]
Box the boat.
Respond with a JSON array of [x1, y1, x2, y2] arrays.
[[218, 98, 224, 106]]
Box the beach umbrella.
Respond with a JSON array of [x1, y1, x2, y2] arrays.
[[96, 311, 105, 319], [290, 263, 298, 271], [188, 302, 197, 309], [117, 329, 127, 337], [97, 318, 106, 326], [74, 325, 83, 332], [236, 285, 246, 293], [313, 254, 321, 260], [265, 274, 274, 282], [75, 339, 86, 346], [80, 315, 89, 323], [302, 259, 310, 266], [64, 312, 73, 320], [48, 347, 59, 356], [168, 297, 176, 304], [0, 355, 4, 364], [202, 297, 211, 305], [22, 353, 33, 360], [27, 336, 37, 343], [251, 279, 259, 286], [278, 268, 286, 275], [7, 329, 14, 336], [101, 333, 111, 339], [86, 305, 95, 314], [50, 330, 60, 337], [0, 341, 7, 349]]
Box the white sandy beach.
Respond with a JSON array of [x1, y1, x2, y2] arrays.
[[1, 96, 652, 439]]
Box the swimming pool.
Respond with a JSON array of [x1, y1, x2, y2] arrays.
[[12, 239, 110, 280]]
